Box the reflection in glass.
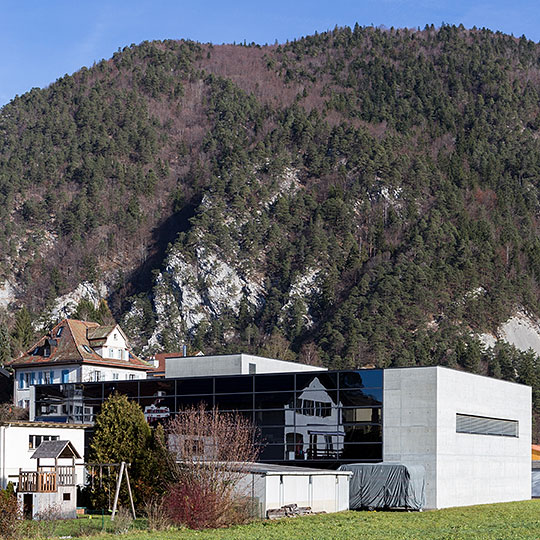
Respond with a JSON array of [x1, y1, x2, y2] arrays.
[[254, 392, 294, 410], [285, 376, 344, 462], [339, 370, 383, 389], [214, 393, 253, 410], [341, 408, 381, 424], [339, 388, 382, 407], [139, 380, 175, 397], [296, 372, 337, 392]]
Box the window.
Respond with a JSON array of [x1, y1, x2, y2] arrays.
[[38, 371, 43, 385], [114, 333, 118, 340], [63, 493, 70, 501], [44, 371, 53, 384], [32, 347, 39, 356], [456, 413, 518, 438], [109, 348, 114, 358], [129, 374, 136, 380], [19, 373, 24, 389], [82, 345, 94, 354], [61, 370, 69, 384], [28, 435, 58, 450], [43, 347, 50, 358], [112, 373, 119, 380], [93, 371, 102, 382], [249, 363, 256, 374], [30, 373, 35, 386], [117, 349, 122, 359], [56, 327, 63, 338]]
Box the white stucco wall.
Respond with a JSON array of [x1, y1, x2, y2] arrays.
[[383, 366, 531, 509], [15, 363, 146, 405], [0, 423, 86, 489], [165, 354, 325, 378]]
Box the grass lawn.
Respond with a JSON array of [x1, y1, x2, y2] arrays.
[[22, 499, 540, 540]]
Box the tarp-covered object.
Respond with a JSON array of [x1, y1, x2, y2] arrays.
[[532, 469, 540, 498], [338, 463, 425, 510]]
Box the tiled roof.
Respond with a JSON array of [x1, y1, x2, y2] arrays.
[[87, 325, 115, 341], [7, 319, 150, 371]]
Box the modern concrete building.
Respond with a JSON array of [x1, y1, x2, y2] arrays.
[[384, 367, 531, 508], [163, 353, 325, 378], [30, 363, 531, 509]]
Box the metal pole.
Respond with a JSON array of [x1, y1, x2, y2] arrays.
[[110, 461, 125, 521]]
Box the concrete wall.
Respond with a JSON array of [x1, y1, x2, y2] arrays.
[[165, 354, 325, 378], [383, 366, 531, 509]]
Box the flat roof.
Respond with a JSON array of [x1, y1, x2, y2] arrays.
[[0, 421, 90, 429]]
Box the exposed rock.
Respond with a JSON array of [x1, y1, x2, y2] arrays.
[[0, 281, 16, 309], [37, 282, 108, 329], [280, 268, 321, 330], [477, 310, 540, 356]]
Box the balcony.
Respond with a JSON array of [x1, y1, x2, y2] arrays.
[[18, 466, 75, 493]]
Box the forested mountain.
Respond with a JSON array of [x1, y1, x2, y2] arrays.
[[1, 24, 540, 427]]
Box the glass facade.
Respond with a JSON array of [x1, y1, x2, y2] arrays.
[[34, 369, 383, 466]]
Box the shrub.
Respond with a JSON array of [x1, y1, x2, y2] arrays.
[[145, 496, 172, 531], [109, 507, 133, 534], [0, 490, 22, 539]]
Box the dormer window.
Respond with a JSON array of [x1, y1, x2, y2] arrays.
[[114, 333, 118, 340], [56, 327, 63, 338], [32, 347, 39, 356], [43, 347, 50, 358], [82, 345, 94, 354]]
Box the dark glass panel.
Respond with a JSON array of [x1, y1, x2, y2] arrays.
[[254, 392, 294, 409], [215, 375, 253, 394], [214, 393, 253, 410], [343, 424, 382, 443], [177, 378, 213, 395], [255, 374, 294, 392], [103, 381, 139, 399], [339, 443, 383, 461], [255, 409, 286, 426], [257, 444, 285, 461], [260, 427, 285, 444], [36, 384, 69, 400], [176, 395, 213, 410], [339, 388, 382, 407], [138, 395, 175, 411], [341, 407, 381, 424], [296, 372, 337, 392], [139, 380, 176, 397], [339, 370, 382, 389], [81, 383, 103, 400]]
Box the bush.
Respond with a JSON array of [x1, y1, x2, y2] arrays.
[[109, 507, 133, 534], [0, 490, 22, 539], [145, 496, 172, 531]]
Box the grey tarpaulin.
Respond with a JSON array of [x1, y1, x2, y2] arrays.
[[338, 463, 425, 510], [532, 465, 540, 498]]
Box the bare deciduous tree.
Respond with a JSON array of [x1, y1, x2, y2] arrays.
[[163, 404, 260, 529]]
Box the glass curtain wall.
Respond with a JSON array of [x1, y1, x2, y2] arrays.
[[34, 369, 383, 465]]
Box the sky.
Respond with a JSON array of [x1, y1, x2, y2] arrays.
[[1, 0, 540, 106]]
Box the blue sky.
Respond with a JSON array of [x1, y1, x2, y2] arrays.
[[1, 1, 539, 106]]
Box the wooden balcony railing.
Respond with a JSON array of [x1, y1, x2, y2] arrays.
[[18, 471, 56, 493], [18, 466, 75, 492]]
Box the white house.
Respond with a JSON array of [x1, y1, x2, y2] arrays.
[[0, 421, 87, 490], [9, 319, 150, 408]]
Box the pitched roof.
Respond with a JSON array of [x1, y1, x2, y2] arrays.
[[7, 319, 150, 371], [31, 440, 81, 460]]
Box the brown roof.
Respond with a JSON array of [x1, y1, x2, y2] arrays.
[[31, 440, 81, 460], [151, 352, 184, 375], [8, 319, 150, 371]]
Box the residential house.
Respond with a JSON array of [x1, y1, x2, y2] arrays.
[[8, 319, 150, 409]]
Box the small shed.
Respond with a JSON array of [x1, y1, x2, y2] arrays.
[[17, 440, 81, 519], [338, 463, 425, 511], [236, 463, 351, 518]]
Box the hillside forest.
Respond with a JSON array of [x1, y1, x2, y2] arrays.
[[0, 24, 540, 435]]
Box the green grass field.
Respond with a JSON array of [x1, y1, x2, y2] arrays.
[[22, 500, 540, 540]]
